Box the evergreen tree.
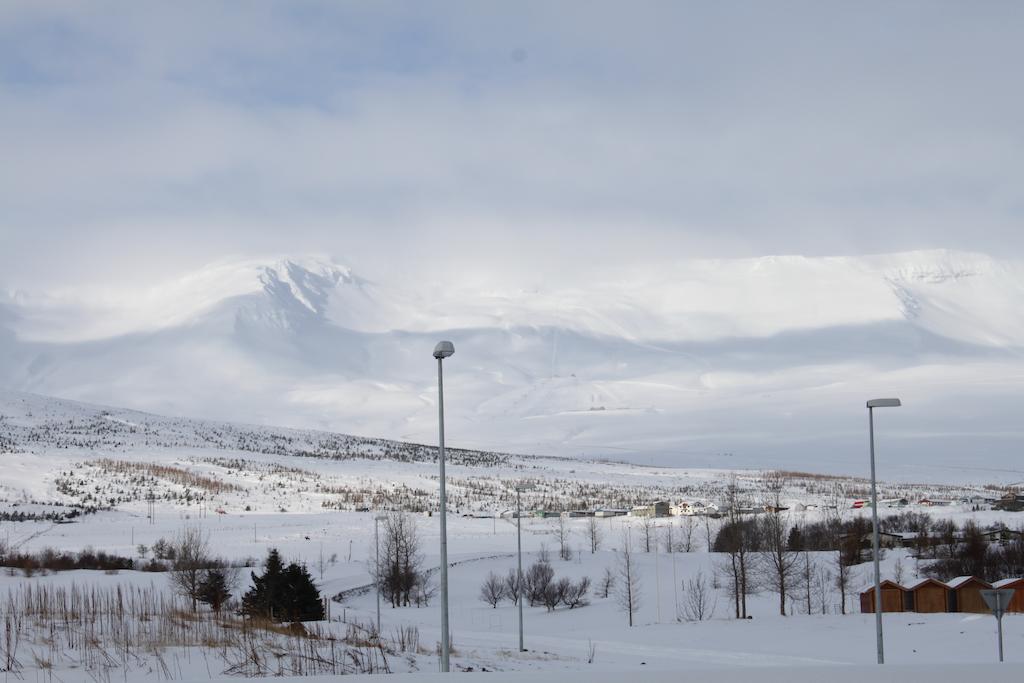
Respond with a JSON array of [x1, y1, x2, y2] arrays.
[[282, 562, 325, 622], [787, 525, 805, 552], [242, 549, 324, 622], [242, 548, 285, 620], [198, 569, 231, 613]]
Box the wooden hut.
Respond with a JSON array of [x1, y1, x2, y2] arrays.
[[993, 578, 1024, 613], [946, 576, 991, 613], [859, 580, 905, 613], [905, 578, 948, 613]]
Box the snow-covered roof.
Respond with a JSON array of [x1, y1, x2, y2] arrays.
[[946, 575, 988, 589], [906, 577, 946, 590], [858, 579, 905, 593], [993, 577, 1023, 588]]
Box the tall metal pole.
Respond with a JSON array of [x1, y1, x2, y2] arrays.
[[437, 357, 450, 672], [869, 406, 884, 664], [997, 612, 1004, 662], [375, 517, 381, 634], [654, 521, 662, 623], [517, 487, 525, 652]]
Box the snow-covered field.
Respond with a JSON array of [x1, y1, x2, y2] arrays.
[[2, 391, 1023, 680], [2, 510, 1023, 679]]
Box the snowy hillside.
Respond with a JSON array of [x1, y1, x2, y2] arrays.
[[2, 250, 1023, 480], [1, 391, 1022, 682], [0, 391, 1007, 520]]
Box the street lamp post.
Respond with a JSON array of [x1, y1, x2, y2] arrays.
[[433, 341, 455, 672], [374, 514, 387, 634], [867, 397, 901, 665], [514, 483, 535, 652]]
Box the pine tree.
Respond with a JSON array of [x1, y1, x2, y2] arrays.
[[198, 569, 231, 613], [242, 549, 285, 620], [242, 549, 324, 622], [283, 562, 325, 622]]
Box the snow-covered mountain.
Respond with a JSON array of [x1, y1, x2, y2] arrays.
[[1, 250, 1022, 480]]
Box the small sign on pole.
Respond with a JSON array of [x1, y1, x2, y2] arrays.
[[981, 588, 1015, 662]]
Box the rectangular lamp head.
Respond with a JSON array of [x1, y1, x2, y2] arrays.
[[867, 398, 902, 408]]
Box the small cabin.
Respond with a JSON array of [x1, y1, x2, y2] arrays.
[[992, 577, 1024, 613], [946, 576, 991, 613], [905, 578, 948, 613], [859, 580, 906, 613]]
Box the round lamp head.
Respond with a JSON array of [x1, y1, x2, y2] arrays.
[[433, 341, 455, 359]]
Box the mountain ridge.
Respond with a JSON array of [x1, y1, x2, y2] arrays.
[[0, 249, 1022, 476]]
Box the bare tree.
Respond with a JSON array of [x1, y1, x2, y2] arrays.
[[639, 516, 655, 552], [598, 566, 615, 598], [824, 483, 852, 614], [713, 477, 758, 618], [543, 577, 568, 611], [524, 560, 555, 606], [702, 513, 717, 552], [505, 568, 521, 604], [585, 516, 603, 554], [168, 526, 211, 612], [893, 557, 905, 585], [760, 473, 799, 616], [799, 551, 816, 615], [562, 577, 591, 608], [662, 522, 675, 553], [480, 571, 506, 608], [680, 515, 698, 552], [537, 543, 551, 564], [814, 564, 832, 614], [615, 530, 641, 626], [372, 512, 427, 608], [679, 570, 717, 621], [557, 516, 572, 561]]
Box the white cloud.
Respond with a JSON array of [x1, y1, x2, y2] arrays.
[[2, 1, 1023, 291]]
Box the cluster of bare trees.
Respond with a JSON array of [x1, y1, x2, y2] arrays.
[[370, 512, 435, 608], [678, 571, 716, 621], [162, 526, 241, 613], [712, 478, 858, 617], [479, 560, 591, 611], [922, 520, 1024, 581]]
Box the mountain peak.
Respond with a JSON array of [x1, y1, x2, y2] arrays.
[[256, 258, 358, 317]]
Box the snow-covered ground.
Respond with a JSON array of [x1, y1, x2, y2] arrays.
[[1, 392, 1023, 680], [2, 509, 1023, 680]]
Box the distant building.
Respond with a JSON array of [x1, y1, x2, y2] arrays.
[[594, 508, 628, 518], [630, 501, 669, 518], [993, 492, 1024, 512], [980, 525, 1024, 545], [839, 530, 904, 550], [670, 502, 697, 516]]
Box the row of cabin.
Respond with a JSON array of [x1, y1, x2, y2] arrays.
[[860, 576, 1024, 614]]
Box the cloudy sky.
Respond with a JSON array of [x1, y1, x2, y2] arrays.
[[2, 1, 1024, 290]]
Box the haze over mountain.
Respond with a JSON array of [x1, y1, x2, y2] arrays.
[[2, 249, 1022, 482]]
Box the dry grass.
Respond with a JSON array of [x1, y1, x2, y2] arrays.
[[94, 458, 242, 494], [0, 584, 398, 679]]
